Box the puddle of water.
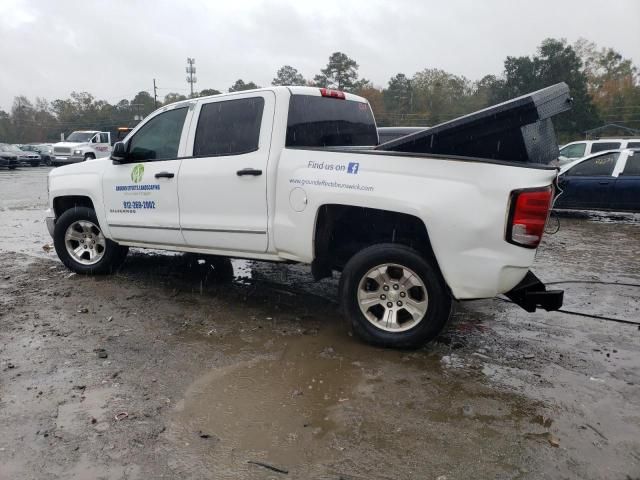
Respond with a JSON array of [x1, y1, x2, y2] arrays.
[[162, 320, 547, 479], [167, 328, 365, 472]]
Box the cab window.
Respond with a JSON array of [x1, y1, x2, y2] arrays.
[[193, 97, 264, 157], [560, 143, 586, 158], [566, 152, 619, 177], [99, 133, 109, 143], [590, 142, 620, 153], [128, 108, 188, 161]]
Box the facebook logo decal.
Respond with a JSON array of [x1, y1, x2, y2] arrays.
[[347, 162, 360, 174]]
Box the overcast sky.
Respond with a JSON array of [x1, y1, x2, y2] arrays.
[[0, 0, 639, 110]]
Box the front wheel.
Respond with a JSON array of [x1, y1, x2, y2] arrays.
[[53, 206, 128, 274], [83, 154, 95, 162], [340, 244, 451, 348]]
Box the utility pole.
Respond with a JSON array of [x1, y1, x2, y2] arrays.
[[153, 79, 158, 108], [186, 58, 197, 97]]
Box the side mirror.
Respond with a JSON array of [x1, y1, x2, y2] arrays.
[[111, 142, 128, 164]]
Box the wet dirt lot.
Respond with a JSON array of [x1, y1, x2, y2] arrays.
[[1, 167, 639, 479]]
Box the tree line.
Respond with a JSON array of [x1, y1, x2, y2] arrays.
[[1, 38, 638, 144]]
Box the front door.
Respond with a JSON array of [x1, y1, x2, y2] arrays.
[[92, 132, 112, 159], [102, 106, 190, 246], [178, 92, 275, 253], [557, 152, 619, 209]]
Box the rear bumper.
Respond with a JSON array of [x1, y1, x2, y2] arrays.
[[504, 271, 563, 312]]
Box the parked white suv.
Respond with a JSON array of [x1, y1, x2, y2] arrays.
[[559, 138, 640, 164]]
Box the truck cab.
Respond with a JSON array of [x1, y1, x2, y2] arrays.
[[52, 131, 112, 166]]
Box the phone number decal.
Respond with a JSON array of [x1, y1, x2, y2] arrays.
[[123, 200, 156, 210]]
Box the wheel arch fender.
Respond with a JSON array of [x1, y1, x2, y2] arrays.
[[311, 203, 448, 291], [51, 191, 112, 239]]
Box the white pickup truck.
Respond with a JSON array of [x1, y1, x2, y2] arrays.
[[45, 86, 566, 347], [51, 130, 112, 166]]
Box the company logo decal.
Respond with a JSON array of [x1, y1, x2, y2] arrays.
[[131, 164, 145, 183]]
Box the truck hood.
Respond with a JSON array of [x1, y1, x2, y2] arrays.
[[49, 157, 111, 177], [53, 142, 87, 149]]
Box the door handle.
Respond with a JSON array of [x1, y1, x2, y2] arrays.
[[237, 168, 262, 176], [598, 181, 609, 185], [155, 171, 175, 179]]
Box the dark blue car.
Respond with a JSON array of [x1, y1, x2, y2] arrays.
[[555, 149, 640, 212]]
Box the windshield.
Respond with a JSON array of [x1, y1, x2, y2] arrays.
[[286, 95, 378, 147], [0, 144, 23, 152], [66, 131, 95, 142], [559, 143, 586, 159]]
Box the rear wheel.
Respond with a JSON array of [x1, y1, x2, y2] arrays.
[[340, 243, 451, 348], [53, 206, 128, 274]]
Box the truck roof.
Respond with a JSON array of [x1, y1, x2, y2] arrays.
[[169, 86, 368, 108]]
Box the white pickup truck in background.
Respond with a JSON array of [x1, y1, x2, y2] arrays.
[[51, 130, 112, 166], [45, 85, 568, 347]]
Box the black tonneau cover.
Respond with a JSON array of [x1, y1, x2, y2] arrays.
[[376, 83, 572, 165]]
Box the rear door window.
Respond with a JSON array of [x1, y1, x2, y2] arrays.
[[286, 95, 378, 147], [590, 142, 621, 153], [622, 154, 640, 176], [193, 97, 264, 156], [626, 142, 640, 149], [567, 152, 620, 176]]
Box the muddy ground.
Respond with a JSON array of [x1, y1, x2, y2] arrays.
[[1, 167, 639, 480]]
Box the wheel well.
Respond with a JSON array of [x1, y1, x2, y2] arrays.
[[313, 204, 442, 278], [84, 153, 95, 158], [53, 196, 95, 218]]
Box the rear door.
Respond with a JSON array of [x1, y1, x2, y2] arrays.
[[557, 152, 619, 209], [611, 152, 640, 211], [178, 92, 274, 253], [102, 106, 190, 245]]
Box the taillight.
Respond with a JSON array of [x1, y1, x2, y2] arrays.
[[506, 186, 553, 248], [320, 88, 346, 99]]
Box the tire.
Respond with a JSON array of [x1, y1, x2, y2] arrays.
[[83, 154, 95, 162], [339, 243, 451, 348], [8, 166, 16, 170], [53, 206, 128, 275]]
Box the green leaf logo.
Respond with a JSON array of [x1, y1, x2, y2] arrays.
[[131, 164, 144, 183]]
